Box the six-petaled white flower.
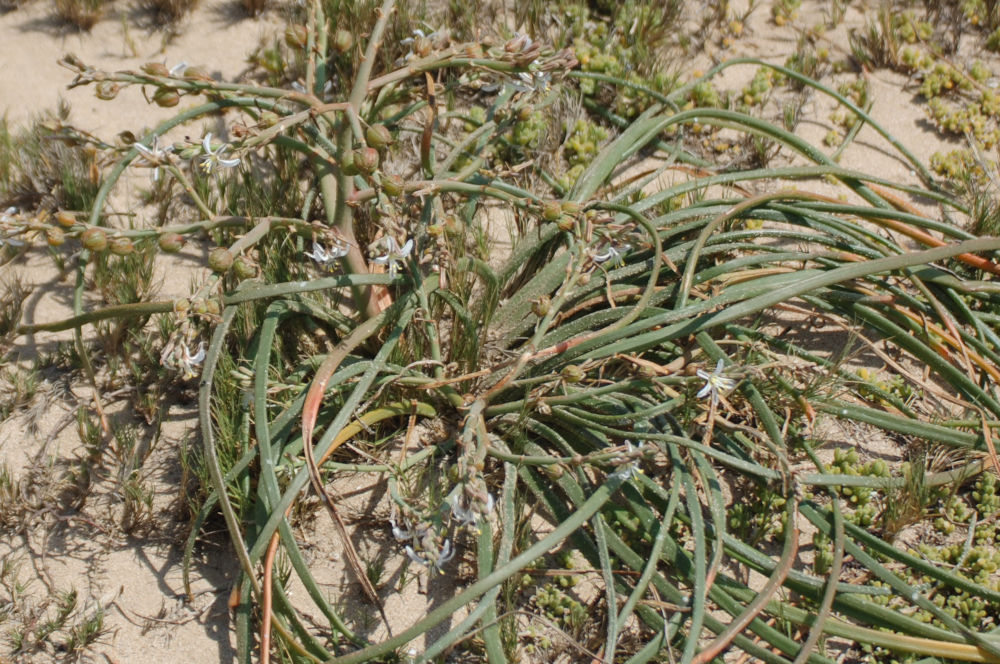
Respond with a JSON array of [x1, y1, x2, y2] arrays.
[[592, 243, 631, 267], [197, 133, 240, 174], [373, 237, 413, 277], [305, 239, 349, 269], [696, 359, 736, 406], [133, 137, 174, 182]]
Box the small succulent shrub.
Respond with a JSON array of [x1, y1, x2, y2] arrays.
[[11, 1, 1000, 663]]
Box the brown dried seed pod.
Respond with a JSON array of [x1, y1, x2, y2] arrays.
[[55, 210, 76, 228], [95, 81, 120, 101], [46, 228, 66, 247], [141, 62, 170, 77]]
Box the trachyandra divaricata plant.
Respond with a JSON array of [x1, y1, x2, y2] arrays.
[[7, 0, 1000, 662]]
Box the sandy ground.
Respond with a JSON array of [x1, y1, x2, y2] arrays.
[[0, 0, 994, 662]]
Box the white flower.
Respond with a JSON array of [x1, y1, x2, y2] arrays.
[[161, 339, 206, 380], [696, 359, 737, 406], [168, 61, 189, 76], [133, 137, 174, 182], [389, 514, 411, 541], [197, 133, 240, 174], [449, 492, 495, 533], [372, 237, 413, 277], [405, 538, 454, 574], [0, 208, 25, 248], [305, 239, 349, 269], [592, 243, 631, 267], [511, 70, 552, 94]]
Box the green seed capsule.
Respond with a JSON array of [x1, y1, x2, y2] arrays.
[[157, 232, 185, 253], [531, 295, 550, 318], [382, 173, 404, 197], [353, 147, 379, 174], [365, 124, 393, 149], [541, 200, 561, 221], [153, 88, 180, 108], [284, 24, 308, 49], [109, 237, 134, 255], [80, 228, 108, 252], [233, 255, 257, 280], [208, 247, 234, 273], [333, 29, 353, 53], [561, 365, 585, 383]]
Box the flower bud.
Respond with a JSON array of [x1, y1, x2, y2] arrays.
[[205, 299, 221, 315], [541, 200, 561, 221], [382, 173, 404, 197], [55, 210, 76, 228], [233, 255, 257, 280], [208, 247, 234, 273], [158, 232, 185, 253], [464, 43, 483, 59], [333, 29, 353, 53], [142, 62, 170, 77], [46, 228, 66, 247], [284, 24, 308, 49], [173, 298, 190, 314], [95, 81, 120, 100], [109, 237, 134, 255], [153, 88, 180, 108], [365, 124, 393, 149], [561, 364, 585, 383], [353, 147, 379, 174], [427, 223, 444, 236], [80, 228, 108, 252], [531, 295, 550, 318]]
